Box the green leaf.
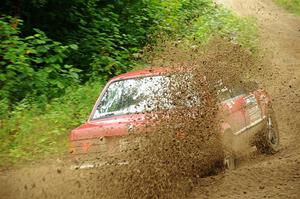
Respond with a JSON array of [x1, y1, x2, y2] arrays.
[[69, 44, 78, 50]]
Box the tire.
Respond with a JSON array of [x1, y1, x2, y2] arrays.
[[255, 104, 280, 154]]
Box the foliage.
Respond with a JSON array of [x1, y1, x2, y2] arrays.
[[275, 0, 300, 15], [0, 0, 233, 80], [191, 8, 258, 51], [0, 82, 103, 165], [0, 16, 80, 111]]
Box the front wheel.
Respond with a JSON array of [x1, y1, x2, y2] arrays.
[[255, 105, 280, 154]]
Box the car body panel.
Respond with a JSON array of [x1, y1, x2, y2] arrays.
[[70, 113, 147, 155], [221, 95, 247, 134]]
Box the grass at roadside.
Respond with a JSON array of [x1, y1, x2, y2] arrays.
[[0, 1, 259, 166], [0, 82, 103, 166], [275, 0, 300, 15], [192, 8, 258, 52]]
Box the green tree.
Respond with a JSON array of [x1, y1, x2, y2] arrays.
[[0, 16, 80, 111]]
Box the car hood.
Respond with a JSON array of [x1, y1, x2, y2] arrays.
[[70, 113, 147, 141]]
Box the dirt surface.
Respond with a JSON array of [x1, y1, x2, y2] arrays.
[[191, 0, 300, 198], [0, 0, 299, 199]]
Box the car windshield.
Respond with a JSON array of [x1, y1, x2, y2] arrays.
[[92, 75, 200, 120]]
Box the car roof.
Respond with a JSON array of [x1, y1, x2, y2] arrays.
[[109, 67, 170, 82]]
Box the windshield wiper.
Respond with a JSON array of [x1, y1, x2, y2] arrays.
[[101, 113, 115, 118]]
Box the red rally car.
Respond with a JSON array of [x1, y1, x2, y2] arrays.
[[69, 67, 279, 169]]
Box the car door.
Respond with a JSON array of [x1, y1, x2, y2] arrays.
[[218, 84, 246, 134], [229, 86, 248, 134], [243, 93, 263, 128]]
